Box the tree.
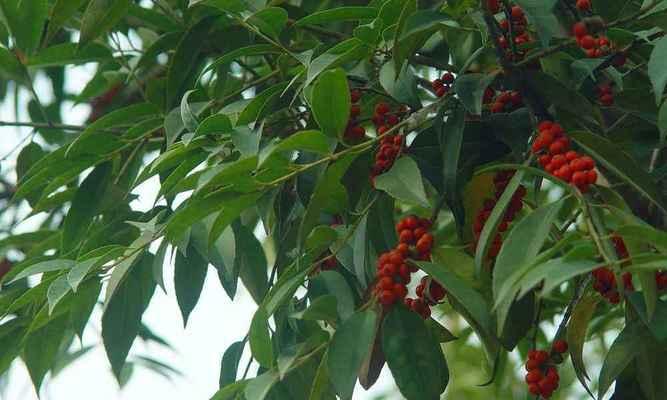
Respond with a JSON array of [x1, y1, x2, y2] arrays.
[[0, 0, 666, 398]]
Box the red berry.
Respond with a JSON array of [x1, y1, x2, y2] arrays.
[[528, 384, 540, 395], [393, 283, 407, 299], [350, 89, 362, 103], [396, 243, 410, 255], [487, 0, 500, 13], [442, 72, 454, 84], [404, 216, 418, 229], [350, 104, 361, 118], [587, 170, 597, 184], [538, 121, 553, 131], [600, 93, 614, 106], [573, 22, 588, 38], [580, 35, 595, 50], [399, 229, 414, 244], [576, 0, 591, 11], [526, 370, 543, 384], [534, 350, 549, 364], [525, 359, 540, 371], [375, 102, 390, 115], [552, 339, 568, 354], [431, 79, 444, 89], [511, 5, 524, 19], [379, 276, 394, 290], [379, 290, 395, 305], [435, 86, 446, 98], [491, 101, 504, 113]]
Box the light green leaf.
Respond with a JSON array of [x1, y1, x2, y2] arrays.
[[0, 0, 48, 54], [258, 130, 330, 167], [374, 157, 429, 207], [648, 36, 667, 104], [9, 259, 75, 283], [250, 308, 274, 368]]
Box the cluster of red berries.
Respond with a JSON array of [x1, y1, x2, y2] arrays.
[[572, 22, 613, 59], [431, 72, 454, 98], [532, 121, 598, 192], [489, 90, 523, 113], [472, 171, 527, 261], [596, 84, 614, 106], [405, 276, 446, 319], [497, 5, 532, 59], [575, 0, 591, 11], [370, 102, 405, 183], [592, 235, 634, 304], [374, 216, 435, 309], [345, 89, 366, 141], [524, 341, 568, 398]]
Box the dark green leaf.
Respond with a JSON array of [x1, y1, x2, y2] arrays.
[[250, 307, 274, 368], [439, 104, 466, 235], [174, 244, 208, 326], [327, 309, 377, 399], [295, 7, 377, 26], [23, 315, 68, 391], [311, 69, 350, 139], [648, 36, 667, 104], [453, 73, 498, 116], [234, 223, 269, 304], [79, 0, 131, 47], [379, 62, 421, 110], [513, 0, 561, 47], [598, 324, 643, 399], [220, 340, 245, 387], [258, 130, 330, 167], [567, 293, 599, 396], [102, 252, 156, 379], [382, 306, 448, 400], [0, 0, 48, 54]]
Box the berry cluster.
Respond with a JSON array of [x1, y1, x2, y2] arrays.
[[472, 171, 527, 261], [405, 276, 447, 319], [497, 6, 532, 60], [596, 84, 614, 106], [572, 22, 612, 59], [575, 0, 591, 11], [345, 89, 366, 141], [374, 216, 435, 310], [591, 235, 634, 304], [489, 90, 523, 113], [525, 341, 568, 398], [532, 121, 598, 192], [431, 72, 454, 98], [370, 102, 405, 183]]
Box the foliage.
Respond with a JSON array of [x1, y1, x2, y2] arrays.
[[0, 0, 666, 399]]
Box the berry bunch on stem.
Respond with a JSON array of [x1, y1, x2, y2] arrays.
[[345, 89, 366, 141], [489, 90, 523, 113], [525, 340, 568, 398], [472, 171, 527, 261], [405, 276, 446, 319], [596, 83, 614, 106], [431, 72, 455, 98], [532, 121, 598, 192], [572, 22, 614, 59], [591, 235, 634, 304], [497, 5, 532, 60], [374, 215, 435, 312], [370, 102, 405, 184]]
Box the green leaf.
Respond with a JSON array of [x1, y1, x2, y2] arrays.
[[525, 71, 598, 123], [311, 69, 350, 139], [102, 252, 156, 379], [181, 90, 200, 133], [198, 45, 281, 82], [248, 7, 288, 39], [493, 199, 564, 333], [311, 271, 355, 321], [23, 315, 68, 392], [567, 293, 599, 396], [417, 262, 494, 340], [166, 19, 212, 107], [374, 157, 429, 207], [234, 223, 269, 304], [473, 170, 525, 275], [309, 351, 336, 400], [379, 62, 421, 110], [514, 0, 560, 48], [299, 154, 357, 246], [598, 324, 643, 400], [291, 295, 338, 322], [394, 10, 449, 70], [79, 0, 131, 47], [453, 73, 498, 116], [237, 82, 289, 126], [244, 370, 279, 400], [0, 46, 26, 83], [352, 214, 374, 289], [220, 340, 245, 387], [382, 306, 448, 400], [250, 308, 274, 368], [174, 244, 208, 326], [648, 36, 667, 104], [569, 130, 667, 214], [46, 275, 71, 315], [45, 0, 87, 44], [231, 126, 261, 157], [327, 310, 377, 399], [439, 104, 466, 235], [9, 259, 75, 283], [295, 7, 377, 26], [152, 240, 169, 293], [69, 280, 102, 339], [193, 114, 233, 143], [305, 38, 371, 86], [26, 43, 111, 67], [68, 246, 125, 291], [259, 130, 331, 167], [62, 162, 113, 252], [0, 0, 48, 54], [191, 0, 248, 15]]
